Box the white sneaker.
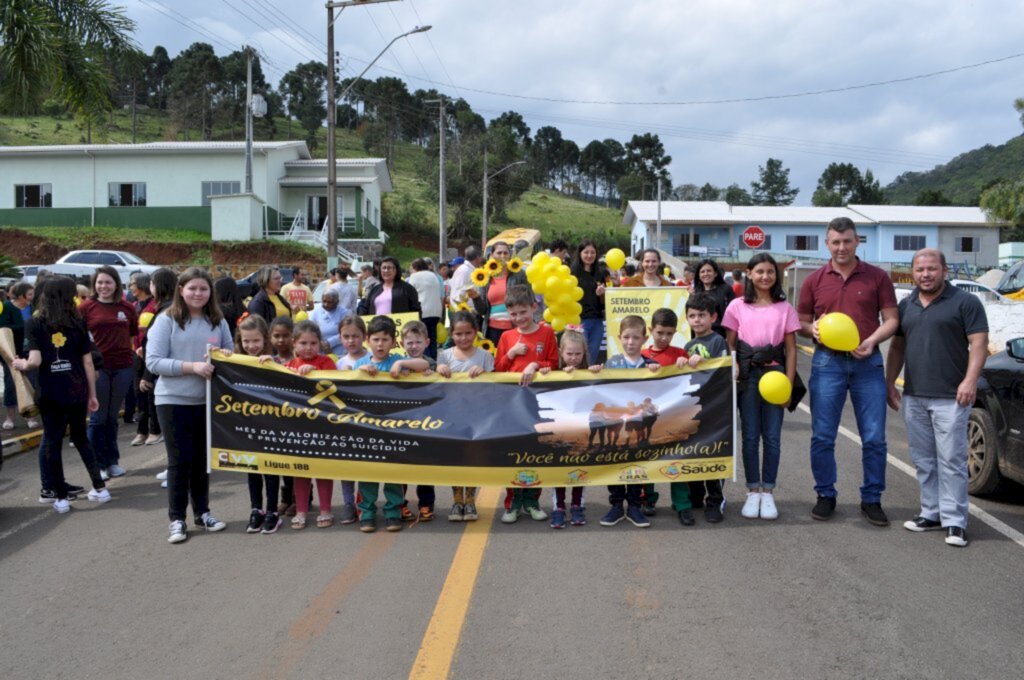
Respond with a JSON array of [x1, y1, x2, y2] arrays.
[[160, 480, 167, 488], [759, 492, 779, 520], [155, 470, 168, 481], [145, 434, 164, 445], [501, 509, 519, 524], [99, 468, 110, 481], [87, 488, 112, 503], [53, 499, 71, 514], [130, 434, 146, 446], [107, 464, 126, 477], [168, 520, 188, 544], [1, 419, 13, 430], [25, 418, 40, 429], [741, 492, 762, 519]]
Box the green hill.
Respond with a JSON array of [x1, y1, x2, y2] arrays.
[[884, 134, 1024, 205]]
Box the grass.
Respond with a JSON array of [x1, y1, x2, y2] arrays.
[[501, 185, 623, 233], [20, 226, 210, 248]]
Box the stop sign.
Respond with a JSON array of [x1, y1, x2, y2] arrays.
[[742, 226, 766, 249]]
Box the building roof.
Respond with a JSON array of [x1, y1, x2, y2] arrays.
[[282, 157, 393, 192], [278, 176, 382, 188], [0, 141, 310, 157], [848, 204, 992, 225]]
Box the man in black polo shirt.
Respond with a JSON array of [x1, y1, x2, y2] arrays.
[[885, 248, 988, 548]]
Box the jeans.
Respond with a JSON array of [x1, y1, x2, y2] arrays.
[[606, 485, 642, 507], [0, 355, 16, 409], [422, 317, 439, 359], [39, 400, 106, 499], [739, 373, 784, 489], [581, 317, 605, 363], [88, 366, 133, 468], [809, 348, 888, 502], [157, 404, 211, 522], [358, 482, 405, 520], [902, 396, 970, 529]]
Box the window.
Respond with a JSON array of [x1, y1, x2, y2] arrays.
[[786, 235, 819, 251], [15, 183, 52, 208], [201, 181, 241, 207], [893, 235, 925, 251], [108, 182, 146, 207], [858, 235, 867, 243], [955, 237, 979, 253], [63, 252, 92, 264]]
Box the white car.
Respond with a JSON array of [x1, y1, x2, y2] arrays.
[[949, 279, 1007, 302], [47, 250, 162, 284]]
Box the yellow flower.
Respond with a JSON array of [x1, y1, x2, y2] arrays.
[[484, 259, 501, 274], [456, 301, 471, 312], [471, 268, 490, 286], [479, 339, 496, 356], [51, 332, 67, 349], [507, 257, 523, 273]]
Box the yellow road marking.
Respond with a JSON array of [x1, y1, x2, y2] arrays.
[[408, 487, 500, 680]]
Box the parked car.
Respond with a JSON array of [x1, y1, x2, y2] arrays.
[[968, 337, 1024, 494], [14, 265, 42, 284], [949, 279, 1007, 302], [47, 250, 162, 284], [996, 261, 1024, 296]]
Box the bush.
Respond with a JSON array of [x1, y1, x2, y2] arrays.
[[382, 191, 430, 234], [42, 99, 64, 117]]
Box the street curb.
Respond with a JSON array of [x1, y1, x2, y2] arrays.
[[2, 429, 43, 460]]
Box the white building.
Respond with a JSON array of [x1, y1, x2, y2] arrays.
[[0, 141, 392, 249]]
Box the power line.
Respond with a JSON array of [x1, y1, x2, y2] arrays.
[[220, 0, 323, 65], [366, 11, 409, 81], [387, 3, 433, 84], [407, 0, 461, 99]]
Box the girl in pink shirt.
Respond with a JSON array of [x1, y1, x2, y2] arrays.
[[721, 253, 800, 522]]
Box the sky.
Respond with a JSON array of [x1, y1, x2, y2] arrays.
[[122, 0, 1024, 204]]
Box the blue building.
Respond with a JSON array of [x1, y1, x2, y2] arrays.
[[623, 202, 1000, 269]]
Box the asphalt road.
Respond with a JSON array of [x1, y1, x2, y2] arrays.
[[2, 351, 1023, 680]]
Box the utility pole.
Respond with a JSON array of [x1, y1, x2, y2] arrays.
[[244, 45, 254, 194], [656, 179, 662, 250], [425, 96, 446, 264]]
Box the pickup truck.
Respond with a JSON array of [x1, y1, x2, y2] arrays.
[[46, 250, 163, 284]]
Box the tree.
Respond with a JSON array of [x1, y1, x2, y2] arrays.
[[0, 0, 136, 114], [981, 179, 1024, 240], [723, 183, 754, 206], [531, 125, 564, 188], [671, 183, 701, 200], [812, 162, 884, 206], [915, 189, 953, 206], [624, 132, 671, 186], [489, 110, 530, 148], [355, 76, 415, 167], [751, 157, 799, 206], [281, 61, 326, 152], [145, 46, 171, 110], [167, 42, 223, 141]]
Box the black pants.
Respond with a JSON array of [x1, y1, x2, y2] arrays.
[[688, 479, 724, 507], [247, 473, 281, 513], [606, 484, 642, 507], [157, 404, 210, 522], [40, 400, 105, 499]]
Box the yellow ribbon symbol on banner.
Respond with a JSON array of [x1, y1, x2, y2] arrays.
[[307, 380, 346, 411]]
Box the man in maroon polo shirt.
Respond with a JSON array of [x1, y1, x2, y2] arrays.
[[798, 216, 899, 526]]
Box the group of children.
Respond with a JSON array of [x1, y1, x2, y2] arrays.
[[226, 253, 799, 535]]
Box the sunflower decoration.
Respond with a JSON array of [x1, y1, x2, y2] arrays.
[[484, 258, 502, 275], [471, 267, 491, 286], [51, 332, 67, 349], [478, 338, 497, 356], [507, 257, 524, 274], [455, 300, 472, 312]]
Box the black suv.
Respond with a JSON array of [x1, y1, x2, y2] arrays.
[[969, 337, 1024, 494]]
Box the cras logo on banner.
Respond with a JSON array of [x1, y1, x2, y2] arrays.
[[217, 451, 259, 471], [511, 470, 542, 487], [618, 465, 648, 482]]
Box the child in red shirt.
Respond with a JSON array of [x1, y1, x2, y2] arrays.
[[495, 285, 558, 523]]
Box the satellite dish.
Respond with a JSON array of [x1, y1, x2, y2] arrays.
[[251, 94, 267, 118]]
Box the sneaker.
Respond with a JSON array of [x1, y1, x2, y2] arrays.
[[526, 506, 548, 521], [704, 503, 724, 523], [26, 418, 40, 429], [87, 488, 112, 503], [400, 505, 416, 522], [145, 434, 164, 445], [550, 509, 566, 529], [168, 520, 187, 544], [261, 512, 282, 534], [385, 517, 403, 532], [195, 512, 227, 532], [625, 505, 651, 528], [107, 464, 126, 478], [160, 480, 167, 488], [66, 483, 85, 495], [130, 434, 146, 446], [501, 508, 520, 524], [741, 492, 762, 519], [641, 503, 657, 517], [463, 503, 478, 521], [418, 506, 434, 522], [246, 509, 265, 533], [599, 505, 625, 527], [156, 470, 168, 481], [677, 509, 695, 526], [811, 495, 836, 521], [945, 526, 968, 547], [760, 493, 779, 520], [38, 488, 78, 503], [53, 499, 71, 514], [1, 419, 13, 430], [360, 518, 377, 533], [903, 516, 943, 532], [860, 502, 890, 527], [569, 505, 586, 526], [339, 503, 358, 525], [99, 468, 110, 482], [448, 503, 465, 522]]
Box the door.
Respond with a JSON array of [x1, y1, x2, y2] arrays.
[[306, 195, 328, 230]]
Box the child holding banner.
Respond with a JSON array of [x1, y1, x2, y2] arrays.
[[398, 320, 437, 522], [721, 254, 800, 522], [269, 316, 296, 516], [353, 316, 430, 533], [437, 311, 493, 522], [495, 285, 558, 524], [333, 314, 367, 524]]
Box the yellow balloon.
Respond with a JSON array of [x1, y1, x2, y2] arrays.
[[545, 276, 566, 294], [543, 308, 554, 323], [437, 324, 448, 345], [571, 287, 584, 301], [570, 302, 583, 317], [294, 310, 309, 321], [567, 275, 578, 288], [605, 248, 626, 271], [759, 371, 792, 405], [543, 261, 560, 277], [532, 251, 550, 267], [557, 264, 571, 278], [551, 317, 567, 333], [555, 292, 573, 309], [138, 312, 154, 328], [819, 312, 860, 352]]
